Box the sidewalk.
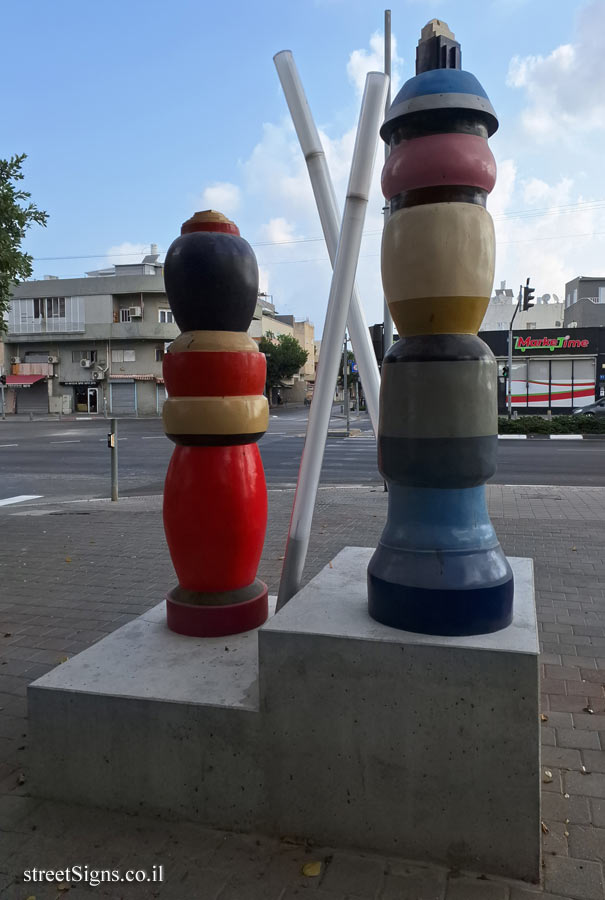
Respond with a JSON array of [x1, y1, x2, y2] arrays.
[[1, 485, 605, 899]]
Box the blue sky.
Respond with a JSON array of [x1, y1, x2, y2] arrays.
[[3, 0, 603, 333]]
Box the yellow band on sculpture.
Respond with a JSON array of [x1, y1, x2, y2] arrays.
[[168, 331, 260, 354], [388, 295, 490, 336], [163, 395, 269, 435]]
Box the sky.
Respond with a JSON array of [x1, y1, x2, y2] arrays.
[[3, 0, 604, 335]]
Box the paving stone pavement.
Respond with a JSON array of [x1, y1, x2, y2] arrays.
[[1, 484, 605, 899]]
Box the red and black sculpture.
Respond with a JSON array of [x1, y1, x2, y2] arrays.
[[162, 210, 269, 637]]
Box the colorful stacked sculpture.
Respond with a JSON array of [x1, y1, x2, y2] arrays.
[[368, 20, 514, 636], [162, 210, 269, 637]]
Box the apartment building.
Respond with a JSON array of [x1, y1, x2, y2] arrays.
[[480, 281, 563, 331], [3, 249, 178, 415], [248, 295, 315, 401]]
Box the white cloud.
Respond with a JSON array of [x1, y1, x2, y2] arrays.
[[259, 217, 300, 245], [492, 166, 605, 300], [507, 0, 605, 140], [347, 31, 404, 98], [105, 242, 150, 267], [201, 181, 241, 216]]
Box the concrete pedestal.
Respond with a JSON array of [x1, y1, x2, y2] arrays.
[[28, 549, 540, 881]]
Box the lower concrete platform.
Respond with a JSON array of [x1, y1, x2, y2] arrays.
[[28, 549, 540, 881]]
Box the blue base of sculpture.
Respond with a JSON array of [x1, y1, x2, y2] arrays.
[[367, 566, 514, 635], [367, 484, 514, 636]]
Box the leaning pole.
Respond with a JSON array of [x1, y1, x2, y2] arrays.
[[368, 20, 514, 636]]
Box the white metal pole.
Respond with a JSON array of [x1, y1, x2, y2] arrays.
[[276, 71, 389, 610], [274, 51, 382, 436], [382, 9, 394, 357]]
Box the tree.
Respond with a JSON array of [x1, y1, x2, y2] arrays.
[[0, 154, 48, 332], [258, 331, 309, 402]]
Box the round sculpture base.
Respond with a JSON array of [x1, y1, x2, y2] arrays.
[[166, 579, 268, 637]]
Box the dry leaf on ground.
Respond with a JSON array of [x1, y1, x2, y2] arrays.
[[301, 861, 322, 877]]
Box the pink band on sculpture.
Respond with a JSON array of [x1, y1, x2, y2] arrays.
[[381, 132, 496, 199]]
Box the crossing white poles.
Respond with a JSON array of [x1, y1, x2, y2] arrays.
[[273, 51, 382, 436], [275, 69, 389, 611]]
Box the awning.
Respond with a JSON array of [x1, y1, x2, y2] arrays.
[[5, 375, 46, 388], [109, 374, 156, 381]]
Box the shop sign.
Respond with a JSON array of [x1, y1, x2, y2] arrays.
[[514, 334, 590, 353]]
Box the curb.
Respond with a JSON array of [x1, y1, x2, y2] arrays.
[[498, 434, 605, 440]]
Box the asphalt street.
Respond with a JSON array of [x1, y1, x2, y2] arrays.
[[0, 406, 604, 507]]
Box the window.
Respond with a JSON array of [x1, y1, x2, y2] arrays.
[[599, 287, 605, 304], [34, 298, 65, 318], [155, 347, 164, 362], [112, 349, 136, 363], [573, 288, 578, 304], [159, 309, 174, 324], [120, 308, 131, 323], [526, 322, 536, 329]]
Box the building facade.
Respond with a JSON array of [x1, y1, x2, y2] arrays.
[[565, 276, 605, 311], [2, 261, 316, 414], [3, 252, 178, 415], [480, 327, 605, 414], [480, 281, 563, 332], [248, 296, 315, 402]]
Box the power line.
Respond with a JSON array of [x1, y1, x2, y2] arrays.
[[32, 197, 605, 263]]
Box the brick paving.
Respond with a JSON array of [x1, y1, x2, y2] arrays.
[[1, 485, 605, 899]]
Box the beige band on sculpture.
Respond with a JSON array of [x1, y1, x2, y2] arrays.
[[382, 202, 495, 336], [168, 331, 260, 354], [163, 395, 269, 435]]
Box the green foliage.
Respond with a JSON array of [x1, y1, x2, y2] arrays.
[[498, 415, 605, 434], [0, 154, 48, 332], [259, 331, 309, 387]]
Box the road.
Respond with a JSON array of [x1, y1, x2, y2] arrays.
[[0, 407, 604, 506]]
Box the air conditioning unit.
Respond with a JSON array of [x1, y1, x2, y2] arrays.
[[80, 359, 93, 368], [48, 356, 59, 364], [11, 357, 21, 365], [129, 307, 142, 318], [92, 370, 105, 381]]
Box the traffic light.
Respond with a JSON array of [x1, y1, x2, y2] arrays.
[[522, 278, 535, 311], [502, 365, 509, 379], [0, 374, 6, 385]]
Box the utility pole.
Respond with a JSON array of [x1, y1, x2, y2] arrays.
[[343, 334, 350, 436], [108, 418, 118, 501], [507, 287, 521, 419], [0, 374, 5, 420], [507, 277, 534, 418]]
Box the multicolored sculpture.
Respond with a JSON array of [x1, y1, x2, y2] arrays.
[[368, 20, 514, 636], [162, 210, 269, 637]]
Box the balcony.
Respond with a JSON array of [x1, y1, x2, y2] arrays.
[[8, 297, 85, 336]]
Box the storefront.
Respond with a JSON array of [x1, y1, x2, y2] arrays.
[[5, 374, 49, 415], [480, 328, 605, 414], [61, 381, 103, 415]]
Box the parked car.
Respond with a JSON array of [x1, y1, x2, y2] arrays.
[[573, 397, 605, 416]]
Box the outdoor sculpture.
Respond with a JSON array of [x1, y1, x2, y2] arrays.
[[162, 210, 269, 636], [368, 21, 514, 635]]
